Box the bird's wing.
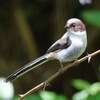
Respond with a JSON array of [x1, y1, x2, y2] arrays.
[[47, 33, 71, 53]]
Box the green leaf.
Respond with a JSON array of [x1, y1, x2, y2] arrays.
[[71, 79, 91, 90], [72, 90, 100, 100], [40, 91, 57, 100], [87, 82, 100, 95], [57, 95, 67, 100], [81, 10, 100, 28], [40, 91, 67, 100], [72, 82, 100, 100], [72, 90, 88, 100], [86, 92, 100, 100]]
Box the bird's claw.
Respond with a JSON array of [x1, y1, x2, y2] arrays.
[[43, 81, 50, 90], [87, 53, 91, 63]]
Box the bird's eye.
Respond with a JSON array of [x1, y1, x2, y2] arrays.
[[71, 23, 75, 27]]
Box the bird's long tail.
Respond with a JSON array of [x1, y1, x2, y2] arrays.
[[5, 54, 48, 82]]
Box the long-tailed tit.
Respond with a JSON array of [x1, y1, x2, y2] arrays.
[[5, 18, 87, 82]]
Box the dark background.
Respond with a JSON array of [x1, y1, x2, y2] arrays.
[[0, 0, 100, 99]]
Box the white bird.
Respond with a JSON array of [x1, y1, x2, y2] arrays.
[[5, 18, 87, 82]]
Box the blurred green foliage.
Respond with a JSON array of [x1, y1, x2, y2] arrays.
[[13, 94, 42, 100], [13, 91, 67, 100], [81, 10, 100, 28], [72, 80, 100, 100], [71, 79, 91, 90], [40, 91, 67, 100], [12, 81, 100, 100]]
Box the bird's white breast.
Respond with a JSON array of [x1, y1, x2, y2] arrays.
[[56, 31, 87, 62]]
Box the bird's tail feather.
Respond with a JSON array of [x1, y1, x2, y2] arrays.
[[5, 54, 48, 82]]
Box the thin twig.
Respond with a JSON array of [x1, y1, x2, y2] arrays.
[[19, 49, 100, 100]]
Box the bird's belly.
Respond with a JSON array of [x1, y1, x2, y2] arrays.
[[57, 40, 86, 62]]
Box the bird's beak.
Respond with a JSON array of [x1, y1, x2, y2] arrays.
[[64, 24, 69, 29]]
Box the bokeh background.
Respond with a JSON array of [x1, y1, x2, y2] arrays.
[[0, 0, 100, 99]]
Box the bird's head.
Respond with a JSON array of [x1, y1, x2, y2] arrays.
[[65, 18, 86, 34]]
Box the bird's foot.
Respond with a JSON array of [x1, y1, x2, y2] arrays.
[[58, 61, 65, 73], [86, 53, 91, 63], [43, 81, 50, 90]]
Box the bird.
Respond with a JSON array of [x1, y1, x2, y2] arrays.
[[5, 18, 87, 82]]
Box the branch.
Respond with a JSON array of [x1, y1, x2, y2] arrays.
[[19, 49, 100, 100]]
